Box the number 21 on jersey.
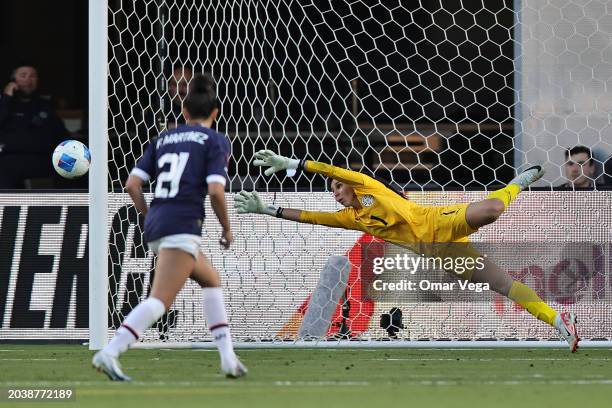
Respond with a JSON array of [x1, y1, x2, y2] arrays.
[[155, 152, 189, 198]]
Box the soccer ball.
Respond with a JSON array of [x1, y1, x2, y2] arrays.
[[52, 140, 91, 179]]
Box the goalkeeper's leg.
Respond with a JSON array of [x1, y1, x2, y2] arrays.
[[465, 165, 545, 229], [190, 252, 247, 378], [470, 258, 580, 352]]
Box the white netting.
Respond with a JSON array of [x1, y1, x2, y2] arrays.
[[108, 0, 612, 191], [105, 0, 612, 343], [106, 191, 612, 343]]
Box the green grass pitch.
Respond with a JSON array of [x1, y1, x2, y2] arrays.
[[1, 345, 611, 407]]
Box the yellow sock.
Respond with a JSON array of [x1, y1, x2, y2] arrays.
[[508, 281, 557, 326], [486, 184, 521, 209]]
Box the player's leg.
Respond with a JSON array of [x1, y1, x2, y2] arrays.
[[465, 165, 545, 229], [190, 252, 247, 378], [464, 199, 506, 229], [436, 165, 577, 351], [189, 251, 220, 287], [470, 258, 579, 352], [149, 248, 194, 306], [94, 244, 194, 380]]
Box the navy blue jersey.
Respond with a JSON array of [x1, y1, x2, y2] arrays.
[[131, 124, 230, 242]]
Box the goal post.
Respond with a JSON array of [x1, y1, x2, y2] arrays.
[[88, 0, 109, 350], [89, 0, 612, 349]]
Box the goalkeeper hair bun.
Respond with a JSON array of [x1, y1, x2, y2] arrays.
[[184, 72, 218, 119]]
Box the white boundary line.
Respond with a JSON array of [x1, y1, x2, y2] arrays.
[[130, 340, 612, 349]]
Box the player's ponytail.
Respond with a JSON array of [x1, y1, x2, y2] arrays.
[[184, 72, 217, 119]]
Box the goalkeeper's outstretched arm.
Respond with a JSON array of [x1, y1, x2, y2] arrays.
[[253, 150, 366, 186], [234, 191, 355, 229], [303, 160, 366, 186], [241, 150, 363, 230], [233, 191, 301, 221]]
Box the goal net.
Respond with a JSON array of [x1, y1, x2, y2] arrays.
[[91, 0, 612, 347]]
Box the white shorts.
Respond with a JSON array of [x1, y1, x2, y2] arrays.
[[147, 234, 201, 259]]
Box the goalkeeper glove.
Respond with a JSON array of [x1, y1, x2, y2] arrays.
[[253, 150, 302, 176], [234, 191, 280, 217]]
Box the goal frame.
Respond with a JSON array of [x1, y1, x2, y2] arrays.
[[88, 0, 612, 350], [89, 0, 109, 350]]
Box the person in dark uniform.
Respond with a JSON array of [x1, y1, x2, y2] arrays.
[[93, 73, 247, 381], [0, 63, 69, 188]]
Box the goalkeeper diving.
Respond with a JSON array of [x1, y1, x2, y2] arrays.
[[234, 150, 580, 352]]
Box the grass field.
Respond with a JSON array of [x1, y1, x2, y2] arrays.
[[1, 345, 611, 407]]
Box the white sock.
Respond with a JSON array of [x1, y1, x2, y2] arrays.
[[553, 313, 568, 335], [554, 313, 562, 329], [104, 297, 166, 357], [203, 287, 235, 361]]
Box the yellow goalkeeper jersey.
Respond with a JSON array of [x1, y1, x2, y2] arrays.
[[299, 161, 475, 247]]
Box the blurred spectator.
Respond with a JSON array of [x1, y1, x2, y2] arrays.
[[604, 155, 612, 186], [142, 65, 193, 132], [165, 65, 192, 127], [0, 63, 69, 188], [557, 145, 596, 189]]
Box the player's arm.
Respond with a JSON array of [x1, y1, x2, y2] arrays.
[[206, 137, 233, 249], [253, 150, 365, 186], [303, 161, 365, 186], [126, 142, 156, 216], [208, 182, 232, 249], [125, 174, 148, 216], [234, 191, 357, 229]]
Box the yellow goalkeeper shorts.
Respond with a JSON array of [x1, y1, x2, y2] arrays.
[[432, 203, 478, 243], [427, 203, 482, 279]]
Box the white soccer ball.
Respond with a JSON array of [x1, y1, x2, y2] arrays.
[[52, 140, 91, 179]]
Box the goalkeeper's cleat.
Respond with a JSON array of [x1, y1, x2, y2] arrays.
[[509, 165, 545, 190], [221, 355, 248, 379], [555, 312, 580, 353], [92, 350, 132, 381]]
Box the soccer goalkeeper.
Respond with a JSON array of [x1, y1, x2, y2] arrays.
[[234, 150, 580, 352]]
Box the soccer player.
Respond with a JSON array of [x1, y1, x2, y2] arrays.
[[93, 73, 247, 380], [234, 150, 580, 352]]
